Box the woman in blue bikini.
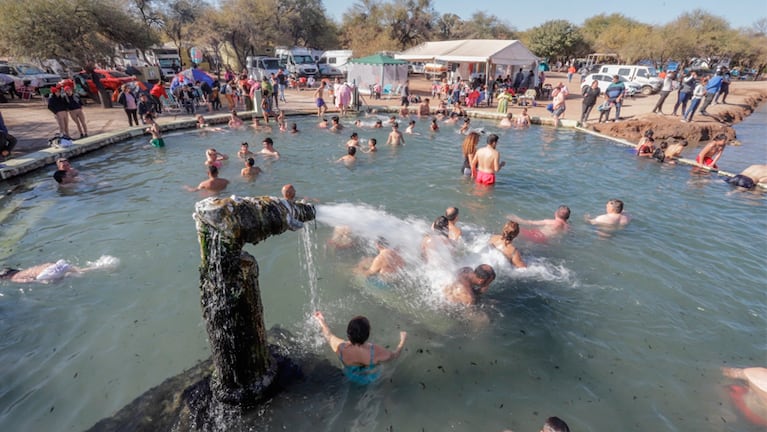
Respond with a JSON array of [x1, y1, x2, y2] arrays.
[[314, 312, 407, 385]]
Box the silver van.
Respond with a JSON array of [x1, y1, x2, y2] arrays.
[[598, 65, 662, 95]]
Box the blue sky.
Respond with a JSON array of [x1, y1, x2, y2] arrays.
[[321, 0, 765, 30]]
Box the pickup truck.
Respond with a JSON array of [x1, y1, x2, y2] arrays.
[[0, 63, 61, 93]]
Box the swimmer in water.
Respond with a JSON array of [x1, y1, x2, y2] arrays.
[[281, 183, 296, 201], [421, 215, 452, 263], [516, 108, 531, 127], [196, 114, 208, 128], [318, 117, 328, 128], [260, 137, 280, 158], [205, 148, 228, 168], [186, 165, 229, 192], [405, 120, 416, 134], [346, 132, 360, 148], [722, 366, 767, 426], [373, 119, 383, 129], [445, 207, 461, 240], [330, 115, 343, 132], [586, 199, 631, 228], [386, 122, 405, 146], [336, 145, 357, 164], [363, 138, 377, 153], [489, 220, 527, 268], [241, 157, 262, 177], [290, 123, 299, 134], [144, 114, 164, 147], [356, 237, 405, 281], [237, 142, 254, 159], [509, 205, 571, 241], [443, 264, 496, 305], [430, 118, 439, 132], [228, 110, 244, 128], [499, 113, 513, 128], [459, 117, 471, 134], [327, 225, 356, 249], [0, 258, 114, 283], [313, 312, 407, 385]]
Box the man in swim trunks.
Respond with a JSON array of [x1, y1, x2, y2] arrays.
[[313, 84, 326, 117], [143, 114, 164, 147], [586, 199, 631, 228], [443, 264, 496, 305], [241, 157, 262, 177], [695, 133, 728, 170], [471, 134, 505, 185], [509, 205, 571, 241]]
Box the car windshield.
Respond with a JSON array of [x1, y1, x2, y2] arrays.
[[16, 65, 46, 75], [158, 59, 175, 67], [262, 59, 280, 69], [293, 55, 315, 65]]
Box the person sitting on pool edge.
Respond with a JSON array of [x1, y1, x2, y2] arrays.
[[313, 311, 407, 385], [725, 164, 767, 190], [586, 199, 631, 228], [443, 264, 496, 305]]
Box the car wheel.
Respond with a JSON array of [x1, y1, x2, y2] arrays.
[[641, 86, 654, 96]]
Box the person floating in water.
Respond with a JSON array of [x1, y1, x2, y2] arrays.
[[722, 366, 767, 427], [313, 312, 407, 385], [489, 220, 527, 268], [143, 114, 164, 148], [509, 205, 571, 242], [586, 199, 631, 228], [1, 256, 118, 283], [443, 264, 496, 305], [726, 164, 767, 190]]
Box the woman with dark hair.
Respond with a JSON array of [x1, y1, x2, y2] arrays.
[[313, 312, 407, 385], [489, 220, 527, 268]]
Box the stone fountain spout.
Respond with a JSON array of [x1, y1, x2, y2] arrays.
[[193, 195, 315, 407]]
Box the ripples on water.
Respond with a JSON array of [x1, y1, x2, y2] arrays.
[[0, 110, 765, 431]]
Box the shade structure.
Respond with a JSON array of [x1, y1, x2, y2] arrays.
[[395, 39, 538, 67], [347, 54, 408, 96]]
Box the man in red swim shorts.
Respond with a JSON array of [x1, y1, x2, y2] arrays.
[[695, 133, 728, 170], [471, 133, 505, 185]]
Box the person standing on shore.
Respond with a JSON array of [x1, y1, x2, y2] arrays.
[[471, 134, 505, 185], [673, 71, 696, 116], [117, 84, 139, 127], [714, 67, 731, 104], [604, 75, 625, 122], [48, 86, 70, 137], [580, 80, 601, 124], [652, 70, 675, 115], [682, 76, 708, 122], [0, 110, 18, 160], [698, 69, 723, 116]]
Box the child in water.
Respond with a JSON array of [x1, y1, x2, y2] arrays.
[[144, 114, 164, 147]]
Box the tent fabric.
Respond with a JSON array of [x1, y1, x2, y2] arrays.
[[348, 54, 407, 65], [170, 68, 214, 92], [346, 60, 408, 96], [395, 39, 538, 66]]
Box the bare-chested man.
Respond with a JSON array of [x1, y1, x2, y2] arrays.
[[695, 133, 728, 169], [586, 199, 631, 228], [260, 137, 280, 159], [357, 237, 405, 281], [471, 134, 505, 185], [445, 207, 462, 240], [443, 264, 496, 305], [489, 220, 527, 268], [509, 205, 571, 242], [186, 165, 229, 192], [314, 84, 327, 117]]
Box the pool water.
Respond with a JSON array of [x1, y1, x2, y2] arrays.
[[0, 109, 765, 432]]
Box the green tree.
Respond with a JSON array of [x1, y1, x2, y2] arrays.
[[384, 0, 436, 50], [526, 19, 583, 60], [460, 11, 516, 39]]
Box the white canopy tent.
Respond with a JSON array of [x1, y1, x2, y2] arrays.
[[395, 39, 540, 84]]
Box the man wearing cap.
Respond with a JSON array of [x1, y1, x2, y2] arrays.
[[0, 110, 17, 160], [259, 137, 280, 158]]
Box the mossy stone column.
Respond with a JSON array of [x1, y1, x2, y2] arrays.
[[193, 196, 315, 407]]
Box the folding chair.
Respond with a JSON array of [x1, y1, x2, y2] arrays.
[[382, 83, 393, 98]]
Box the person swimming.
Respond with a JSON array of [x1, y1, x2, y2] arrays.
[[313, 312, 407, 385], [1, 256, 119, 283]]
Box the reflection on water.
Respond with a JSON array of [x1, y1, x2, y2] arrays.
[[0, 110, 765, 432]]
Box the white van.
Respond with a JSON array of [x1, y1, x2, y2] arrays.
[[318, 50, 352, 77], [246, 56, 282, 81], [598, 65, 662, 95]]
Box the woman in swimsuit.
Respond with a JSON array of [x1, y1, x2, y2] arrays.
[[489, 220, 527, 268], [314, 312, 407, 385], [461, 131, 480, 176]]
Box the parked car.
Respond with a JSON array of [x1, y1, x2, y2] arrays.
[[580, 73, 642, 97], [74, 69, 137, 94], [408, 61, 425, 75], [0, 63, 61, 93]]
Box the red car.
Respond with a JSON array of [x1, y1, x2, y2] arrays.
[[75, 69, 137, 94]]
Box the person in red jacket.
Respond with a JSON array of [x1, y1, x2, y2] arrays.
[[149, 82, 168, 114]]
